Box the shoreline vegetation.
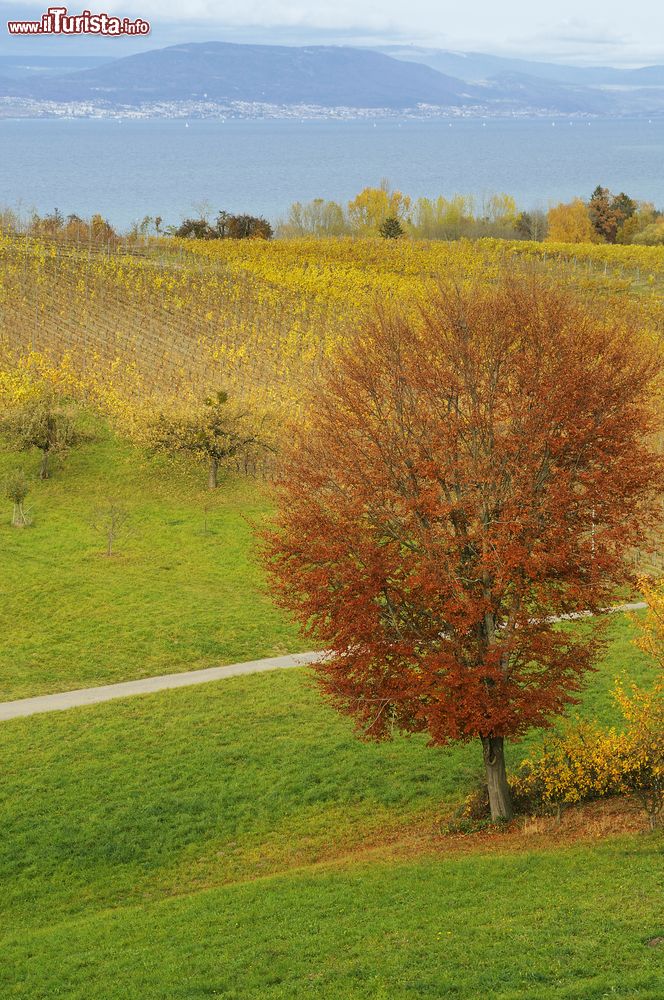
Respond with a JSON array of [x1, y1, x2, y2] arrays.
[[2, 181, 664, 246]]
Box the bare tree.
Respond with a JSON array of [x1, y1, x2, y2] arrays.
[[91, 501, 132, 557]]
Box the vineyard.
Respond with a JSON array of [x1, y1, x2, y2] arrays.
[[1, 233, 663, 420]]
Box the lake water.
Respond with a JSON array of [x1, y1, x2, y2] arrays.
[[1, 117, 664, 229]]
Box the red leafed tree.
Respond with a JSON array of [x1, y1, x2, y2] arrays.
[[263, 276, 664, 820]]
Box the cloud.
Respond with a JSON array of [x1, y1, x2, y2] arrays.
[[541, 18, 630, 46], [484, 15, 657, 66], [3, 0, 664, 66]]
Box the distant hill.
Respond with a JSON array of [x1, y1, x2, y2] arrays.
[[0, 54, 111, 80], [2, 41, 664, 117], [479, 72, 613, 114], [16, 43, 482, 109], [379, 45, 664, 88]]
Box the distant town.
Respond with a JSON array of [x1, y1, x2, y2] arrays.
[[0, 97, 601, 121]]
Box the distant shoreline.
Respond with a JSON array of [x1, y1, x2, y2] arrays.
[[0, 99, 638, 123]]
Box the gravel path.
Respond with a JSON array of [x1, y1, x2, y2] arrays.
[[0, 651, 326, 721], [0, 602, 646, 722]]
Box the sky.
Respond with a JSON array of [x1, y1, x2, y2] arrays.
[[2, 0, 664, 66]]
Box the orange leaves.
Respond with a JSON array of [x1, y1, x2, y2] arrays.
[[264, 274, 664, 750]]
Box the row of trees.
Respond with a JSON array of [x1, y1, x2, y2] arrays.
[[0, 207, 273, 243], [4, 183, 661, 247], [277, 181, 664, 244], [277, 183, 530, 241], [548, 186, 664, 245], [0, 208, 122, 245], [0, 385, 271, 494]]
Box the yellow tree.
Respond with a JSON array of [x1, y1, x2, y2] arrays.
[[633, 578, 664, 669], [147, 391, 272, 489], [410, 195, 474, 239], [547, 199, 600, 244], [482, 193, 518, 227], [347, 181, 411, 236], [278, 199, 348, 237]]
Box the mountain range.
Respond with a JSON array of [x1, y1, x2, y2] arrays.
[[378, 46, 664, 88], [1, 41, 664, 118]]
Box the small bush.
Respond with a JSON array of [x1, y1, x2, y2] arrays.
[[4, 469, 31, 527], [616, 680, 664, 830], [510, 721, 627, 809]]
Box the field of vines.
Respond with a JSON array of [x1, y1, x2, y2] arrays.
[[1, 233, 663, 414], [0, 232, 662, 570]]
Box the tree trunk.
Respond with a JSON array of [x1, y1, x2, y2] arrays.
[[12, 502, 26, 527], [208, 457, 218, 490], [481, 735, 513, 821], [39, 450, 50, 480]]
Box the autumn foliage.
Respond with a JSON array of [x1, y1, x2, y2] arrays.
[[505, 678, 663, 829], [633, 577, 664, 668], [546, 198, 600, 244], [263, 275, 664, 819]]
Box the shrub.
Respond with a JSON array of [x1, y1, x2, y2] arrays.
[[616, 680, 664, 830], [510, 722, 626, 811], [4, 469, 31, 527], [460, 681, 664, 827]]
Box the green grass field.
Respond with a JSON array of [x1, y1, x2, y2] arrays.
[[1, 620, 661, 999], [0, 431, 653, 702], [0, 431, 308, 700], [1, 429, 662, 998], [2, 837, 661, 1000]]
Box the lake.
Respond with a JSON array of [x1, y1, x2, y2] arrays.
[[1, 117, 663, 229]]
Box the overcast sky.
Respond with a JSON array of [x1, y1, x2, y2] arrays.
[[2, 0, 664, 65]]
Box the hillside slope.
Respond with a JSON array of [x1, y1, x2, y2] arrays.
[[19, 42, 481, 109]]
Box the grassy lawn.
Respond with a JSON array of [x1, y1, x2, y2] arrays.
[[1, 838, 661, 1000], [0, 432, 308, 699], [1, 427, 661, 998], [0, 619, 660, 998]]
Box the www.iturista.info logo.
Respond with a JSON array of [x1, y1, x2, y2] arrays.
[[7, 6, 151, 35]]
